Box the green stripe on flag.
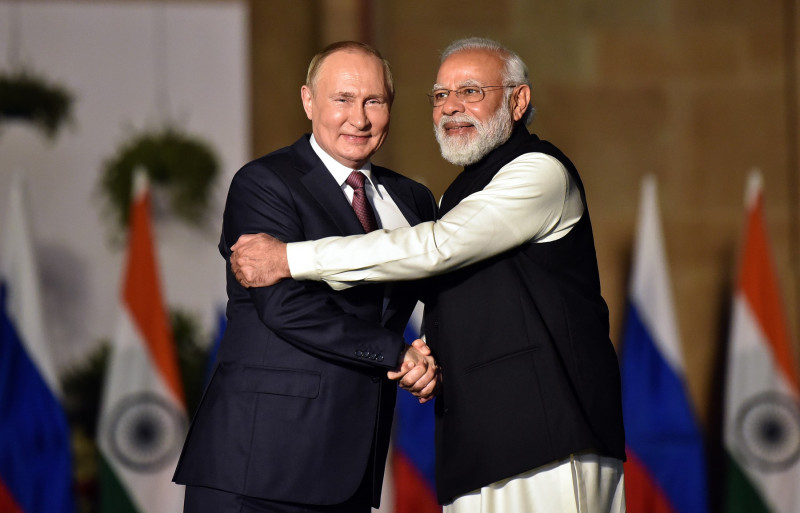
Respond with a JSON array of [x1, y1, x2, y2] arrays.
[[98, 455, 140, 513], [725, 453, 770, 513]]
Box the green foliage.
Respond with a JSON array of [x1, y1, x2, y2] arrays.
[[170, 309, 210, 416], [60, 342, 110, 440], [60, 308, 213, 439], [98, 128, 219, 231], [0, 69, 74, 138]]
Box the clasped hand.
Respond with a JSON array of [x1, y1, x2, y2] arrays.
[[389, 339, 440, 403]]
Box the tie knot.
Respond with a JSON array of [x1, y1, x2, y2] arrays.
[[346, 171, 367, 190]]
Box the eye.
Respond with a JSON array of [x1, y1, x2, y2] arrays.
[[432, 90, 449, 101], [460, 87, 482, 97]]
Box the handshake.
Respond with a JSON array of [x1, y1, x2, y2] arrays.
[[389, 339, 440, 404]]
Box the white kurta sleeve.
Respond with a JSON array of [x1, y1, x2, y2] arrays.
[[287, 152, 583, 290]]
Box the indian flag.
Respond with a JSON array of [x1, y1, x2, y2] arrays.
[[96, 172, 187, 513], [723, 171, 800, 513]]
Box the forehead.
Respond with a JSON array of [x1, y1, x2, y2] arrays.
[[436, 49, 505, 87], [316, 50, 386, 90]]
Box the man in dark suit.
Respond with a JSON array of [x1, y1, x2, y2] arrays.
[[173, 41, 438, 513]]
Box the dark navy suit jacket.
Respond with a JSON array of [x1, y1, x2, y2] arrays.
[[173, 135, 436, 507]]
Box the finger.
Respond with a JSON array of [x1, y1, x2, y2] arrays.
[[402, 363, 433, 391], [399, 363, 427, 389], [411, 339, 430, 356], [418, 376, 438, 398], [408, 366, 436, 394], [235, 271, 250, 288], [387, 361, 414, 381]]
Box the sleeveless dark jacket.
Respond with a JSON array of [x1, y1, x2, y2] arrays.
[[424, 127, 626, 503]]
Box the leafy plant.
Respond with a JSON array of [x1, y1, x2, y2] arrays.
[[98, 127, 219, 230], [0, 69, 74, 138]]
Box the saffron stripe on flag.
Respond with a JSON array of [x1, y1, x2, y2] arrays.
[[620, 175, 707, 513]]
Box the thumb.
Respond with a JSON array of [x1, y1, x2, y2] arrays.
[[411, 338, 430, 356]]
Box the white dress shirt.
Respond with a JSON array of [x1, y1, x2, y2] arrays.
[[309, 135, 410, 231], [287, 151, 584, 290]]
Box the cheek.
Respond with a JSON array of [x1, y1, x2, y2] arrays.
[[466, 105, 489, 123], [370, 111, 391, 131]]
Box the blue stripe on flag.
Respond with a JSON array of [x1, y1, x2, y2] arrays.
[[621, 301, 707, 513], [394, 322, 437, 489], [0, 283, 74, 513], [204, 308, 226, 385]]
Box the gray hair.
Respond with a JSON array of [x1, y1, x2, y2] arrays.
[[441, 37, 535, 125]]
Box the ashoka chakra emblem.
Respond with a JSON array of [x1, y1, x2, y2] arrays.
[[735, 392, 800, 472], [106, 392, 187, 472]]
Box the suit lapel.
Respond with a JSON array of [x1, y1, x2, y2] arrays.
[[291, 137, 366, 236], [373, 169, 423, 226]]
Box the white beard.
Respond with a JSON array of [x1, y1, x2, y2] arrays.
[[434, 105, 514, 166]]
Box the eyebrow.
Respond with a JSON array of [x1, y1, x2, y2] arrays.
[[330, 91, 387, 100], [432, 79, 484, 90]]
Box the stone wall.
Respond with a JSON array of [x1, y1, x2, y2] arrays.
[[249, 0, 800, 424]]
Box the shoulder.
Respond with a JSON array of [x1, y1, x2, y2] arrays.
[[373, 165, 432, 197], [500, 152, 570, 186], [373, 165, 436, 218], [231, 136, 312, 186]]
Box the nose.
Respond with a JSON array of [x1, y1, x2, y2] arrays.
[[440, 92, 465, 116], [350, 104, 370, 130]]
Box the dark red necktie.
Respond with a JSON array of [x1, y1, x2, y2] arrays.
[[346, 171, 379, 233]]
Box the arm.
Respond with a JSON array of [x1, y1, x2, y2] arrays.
[[224, 163, 436, 384], [232, 152, 581, 290]]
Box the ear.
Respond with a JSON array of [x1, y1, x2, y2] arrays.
[[301, 85, 313, 120], [510, 84, 531, 123]]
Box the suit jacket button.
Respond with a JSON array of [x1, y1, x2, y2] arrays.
[[371, 376, 380, 383], [377, 354, 384, 362], [355, 350, 363, 357]]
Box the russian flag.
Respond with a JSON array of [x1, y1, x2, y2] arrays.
[[619, 175, 707, 513], [0, 171, 75, 513], [378, 303, 440, 513]]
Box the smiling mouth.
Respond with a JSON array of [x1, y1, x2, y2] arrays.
[[341, 134, 371, 143], [443, 123, 475, 135]]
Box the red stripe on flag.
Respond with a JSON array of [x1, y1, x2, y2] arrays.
[[392, 451, 440, 513], [624, 449, 678, 513], [122, 188, 185, 403], [738, 192, 799, 389], [0, 480, 23, 513]]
